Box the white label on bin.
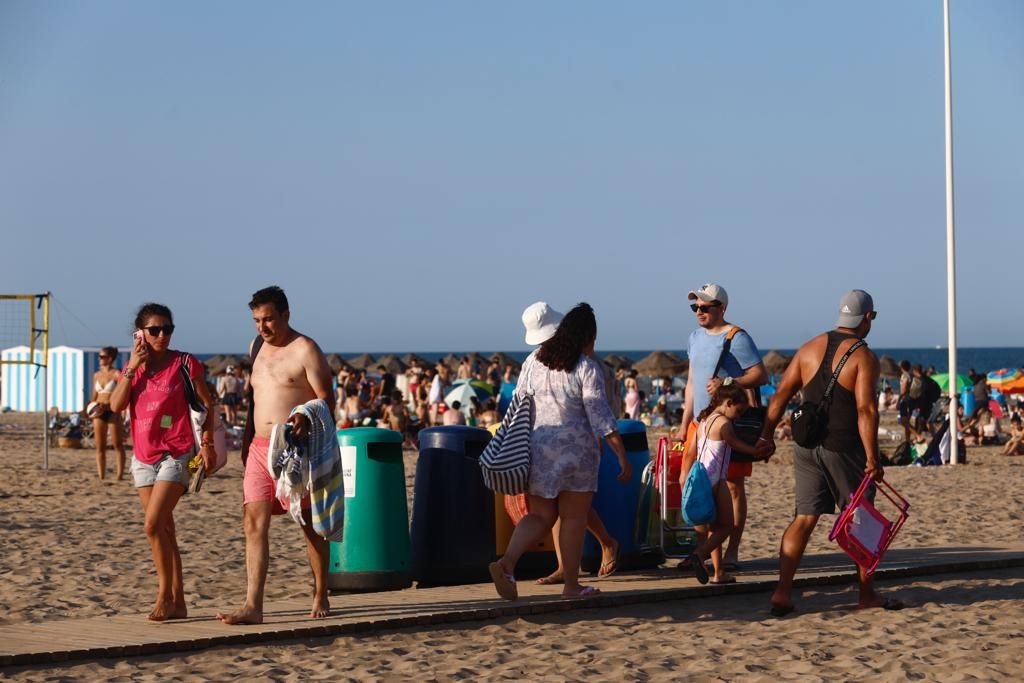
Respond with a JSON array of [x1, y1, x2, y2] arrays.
[[341, 445, 357, 498]]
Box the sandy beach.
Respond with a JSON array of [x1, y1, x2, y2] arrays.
[[2, 411, 1023, 680]]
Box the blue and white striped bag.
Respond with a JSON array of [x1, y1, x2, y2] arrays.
[[479, 390, 534, 494]]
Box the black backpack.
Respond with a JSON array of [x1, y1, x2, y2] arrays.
[[889, 441, 914, 466], [923, 375, 942, 404]]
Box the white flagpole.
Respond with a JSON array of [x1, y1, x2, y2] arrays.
[[943, 0, 960, 465]]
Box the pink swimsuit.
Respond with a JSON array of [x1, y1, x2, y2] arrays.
[[697, 415, 732, 486]]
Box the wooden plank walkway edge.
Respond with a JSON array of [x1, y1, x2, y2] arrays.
[[3, 551, 1024, 668]]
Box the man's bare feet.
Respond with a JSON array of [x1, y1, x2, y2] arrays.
[[309, 594, 330, 619], [216, 604, 264, 625], [857, 595, 904, 611], [148, 599, 184, 622]]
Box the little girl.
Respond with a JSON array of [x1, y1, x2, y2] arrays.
[[680, 383, 764, 585]]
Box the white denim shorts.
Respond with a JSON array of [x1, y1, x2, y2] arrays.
[[131, 452, 191, 489]]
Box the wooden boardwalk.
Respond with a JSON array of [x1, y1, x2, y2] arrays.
[[2, 545, 1022, 667]]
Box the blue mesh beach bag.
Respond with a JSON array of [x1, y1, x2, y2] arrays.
[[680, 461, 715, 526]]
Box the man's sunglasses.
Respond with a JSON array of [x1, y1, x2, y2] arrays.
[[143, 325, 175, 337], [867, 311, 878, 320], [690, 302, 722, 313], [99, 355, 111, 360]]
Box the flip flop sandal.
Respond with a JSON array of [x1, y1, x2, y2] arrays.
[[721, 562, 743, 572], [489, 562, 518, 601], [709, 575, 737, 585], [562, 585, 601, 599], [535, 573, 565, 585], [689, 553, 709, 585], [769, 604, 796, 618], [859, 597, 905, 611], [597, 541, 621, 578]]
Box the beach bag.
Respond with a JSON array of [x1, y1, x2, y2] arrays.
[[908, 375, 923, 399], [889, 441, 914, 466], [792, 340, 865, 449], [179, 353, 228, 474], [680, 461, 715, 526], [479, 390, 534, 494], [713, 326, 765, 461]]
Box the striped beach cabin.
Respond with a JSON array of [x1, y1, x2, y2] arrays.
[[1, 345, 127, 413]]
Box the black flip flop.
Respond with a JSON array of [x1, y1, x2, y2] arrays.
[[769, 604, 795, 618], [689, 553, 709, 585]]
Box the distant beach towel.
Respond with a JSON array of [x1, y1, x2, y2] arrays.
[[267, 399, 345, 541]]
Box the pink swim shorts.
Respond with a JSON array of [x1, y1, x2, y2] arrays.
[[244, 436, 309, 515]]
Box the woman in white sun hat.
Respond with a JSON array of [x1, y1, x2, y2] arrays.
[[489, 302, 631, 600]]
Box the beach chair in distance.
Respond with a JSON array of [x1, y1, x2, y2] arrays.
[[641, 437, 698, 560], [828, 475, 910, 576]]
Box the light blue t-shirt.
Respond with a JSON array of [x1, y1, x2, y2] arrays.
[[687, 327, 762, 419]]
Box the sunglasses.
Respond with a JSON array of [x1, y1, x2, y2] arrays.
[[99, 355, 111, 360], [867, 311, 878, 320], [143, 324, 176, 337], [690, 302, 722, 313]]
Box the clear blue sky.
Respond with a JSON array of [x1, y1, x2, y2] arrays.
[[2, 1, 1021, 353]]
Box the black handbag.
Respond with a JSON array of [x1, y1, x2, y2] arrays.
[[712, 327, 764, 462], [791, 340, 865, 448]]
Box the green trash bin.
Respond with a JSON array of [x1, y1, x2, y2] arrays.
[[328, 427, 412, 592]]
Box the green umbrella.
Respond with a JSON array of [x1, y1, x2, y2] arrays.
[[931, 372, 972, 393]]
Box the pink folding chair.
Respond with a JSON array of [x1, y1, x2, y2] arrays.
[[828, 475, 910, 576]]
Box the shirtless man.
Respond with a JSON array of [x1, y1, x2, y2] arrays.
[[217, 286, 336, 625], [760, 290, 901, 616]]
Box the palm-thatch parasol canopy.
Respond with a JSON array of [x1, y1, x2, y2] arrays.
[[489, 352, 521, 370], [375, 354, 408, 374], [347, 353, 376, 370], [204, 354, 225, 370], [441, 353, 461, 370], [325, 353, 351, 374], [762, 350, 792, 376], [603, 354, 634, 370], [633, 351, 689, 377], [401, 353, 432, 368], [879, 355, 902, 379]]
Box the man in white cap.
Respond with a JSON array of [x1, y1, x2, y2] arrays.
[[759, 289, 902, 616], [520, 301, 624, 582], [675, 282, 768, 573]]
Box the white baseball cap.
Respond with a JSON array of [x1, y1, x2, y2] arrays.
[[687, 283, 729, 308], [522, 301, 563, 345]]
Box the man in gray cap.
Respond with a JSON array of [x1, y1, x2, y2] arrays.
[[760, 289, 902, 616]]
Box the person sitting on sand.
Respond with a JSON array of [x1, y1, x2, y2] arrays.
[[217, 286, 336, 625], [89, 346, 127, 481], [109, 303, 218, 621], [680, 383, 770, 585], [1002, 416, 1024, 456], [760, 290, 903, 616]]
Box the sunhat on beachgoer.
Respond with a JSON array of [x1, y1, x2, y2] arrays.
[[522, 301, 563, 345], [687, 283, 728, 308]]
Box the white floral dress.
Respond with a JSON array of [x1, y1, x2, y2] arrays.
[[515, 351, 618, 499]]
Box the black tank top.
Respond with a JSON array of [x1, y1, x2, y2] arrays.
[[801, 331, 864, 453]]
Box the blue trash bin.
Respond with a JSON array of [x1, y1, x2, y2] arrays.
[[960, 387, 975, 417], [410, 426, 496, 586], [582, 419, 663, 572]]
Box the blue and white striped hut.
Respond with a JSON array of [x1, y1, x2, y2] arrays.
[[1, 345, 127, 413]]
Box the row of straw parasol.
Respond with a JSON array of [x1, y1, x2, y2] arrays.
[[205, 349, 808, 378]]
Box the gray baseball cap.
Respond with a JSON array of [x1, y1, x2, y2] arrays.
[[836, 290, 874, 328]]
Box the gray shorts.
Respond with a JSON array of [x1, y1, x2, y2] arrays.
[[131, 453, 191, 489], [793, 444, 873, 516]]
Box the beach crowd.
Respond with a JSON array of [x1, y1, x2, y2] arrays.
[[77, 281, 1024, 625]]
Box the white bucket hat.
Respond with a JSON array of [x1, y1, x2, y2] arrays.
[[522, 301, 563, 346]]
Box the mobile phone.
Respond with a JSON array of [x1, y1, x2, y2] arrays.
[[133, 329, 145, 349]]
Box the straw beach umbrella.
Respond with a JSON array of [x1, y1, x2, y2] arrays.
[[603, 354, 633, 370], [878, 356, 902, 379], [489, 352, 521, 370], [375, 354, 408, 374], [347, 353, 375, 370], [441, 353, 461, 370], [762, 350, 791, 376], [633, 351, 688, 377], [401, 353, 432, 368], [204, 354, 225, 371], [325, 354, 351, 374]]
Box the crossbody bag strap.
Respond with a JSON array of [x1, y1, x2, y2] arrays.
[[821, 340, 865, 403], [697, 413, 722, 464], [712, 326, 743, 378], [241, 335, 265, 465]]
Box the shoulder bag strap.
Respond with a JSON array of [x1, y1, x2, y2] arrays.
[[821, 340, 866, 403], [241, 335, 265, 465], [712, 326, 743, 378]]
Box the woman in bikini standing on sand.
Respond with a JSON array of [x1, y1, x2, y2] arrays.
[[110, 303, 218, 621], [89, 346, 127, 480]]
